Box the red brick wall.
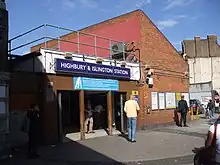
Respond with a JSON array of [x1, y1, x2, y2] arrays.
[[60, 16, 141, 58], [137, 11, 188, 125]]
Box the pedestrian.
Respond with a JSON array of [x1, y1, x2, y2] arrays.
[[124, 95, 140, 143], [207, 99, 215, 119], [27, 104, 40, 158], [94, 104, 105, 129], [177, 95, 189, 127], [195, 117, 220, 164], [84, 100, 95, 134], [215, 99, 220, 114]]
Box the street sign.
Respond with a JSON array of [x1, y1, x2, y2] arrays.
[[132, 90, 138, 95]]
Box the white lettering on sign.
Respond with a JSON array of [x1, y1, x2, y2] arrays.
[[113, 69, 128, 75], [91, 66, 113, 73], [60, 62, 87, 71]]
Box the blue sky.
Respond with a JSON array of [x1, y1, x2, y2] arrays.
[[7, 0, 220, 55]]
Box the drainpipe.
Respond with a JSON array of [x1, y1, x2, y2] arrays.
[[134, 48, 144, 125], [0, 0, 8, 71]]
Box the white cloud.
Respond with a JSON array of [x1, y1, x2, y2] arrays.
[[62, 0, 98, 9], [163, 0, 195, 11], [80, 0, 98, 9], [156, 14, 191, 30], [156, 19, 179, 29], [115, 0, 151, 13], [135, 0, 151, 8], [62, 0, 76, 9], [175, 15, 187, 19]]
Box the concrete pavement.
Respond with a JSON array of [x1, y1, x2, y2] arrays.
[[1, 116, 216, 165]]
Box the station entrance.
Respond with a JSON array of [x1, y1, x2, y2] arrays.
[[57, 90, 128, 141], [112, 92, 127, 133]]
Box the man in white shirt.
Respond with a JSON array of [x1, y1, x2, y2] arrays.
[[124, 95, 140, 143]]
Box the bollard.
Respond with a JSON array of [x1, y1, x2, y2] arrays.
[[196, 107, 199, 120], [191, 107, 194, 120]]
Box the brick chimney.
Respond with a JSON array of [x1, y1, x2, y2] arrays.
[[0, 0, 8, 71], [207, 35, 218, 57], [194, 36, 201, 57]]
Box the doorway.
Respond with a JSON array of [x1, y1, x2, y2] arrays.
[[84, 91, 108, 131], [113, 92, 127, 133], [57, 90, 80, 140]]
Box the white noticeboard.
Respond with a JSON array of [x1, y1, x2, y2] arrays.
[[181, 93, 190, 106], [166, 93, 176, 109], [151, 92, 158, 110], [159, 93, 165, 109]]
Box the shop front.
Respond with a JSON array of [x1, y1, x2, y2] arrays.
[[40, 49, 140, 143]]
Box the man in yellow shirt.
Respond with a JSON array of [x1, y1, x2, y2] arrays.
[[124, 95, 140, 143]]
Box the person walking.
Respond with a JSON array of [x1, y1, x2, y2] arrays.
[[84, 100, 95, 134], [124, 95, 140, 143], [215, 99, 220, 114], [177, 95, 189, 127], [207, 99, 215, 119], [27, 104, 40, 158]]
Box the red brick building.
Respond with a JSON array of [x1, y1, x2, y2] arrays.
[[9, 10, 189, 144], [31, 9, 188, 125]]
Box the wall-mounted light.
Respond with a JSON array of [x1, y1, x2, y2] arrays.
[[64, 52, 73, 60], [143, 65, 154, 88], [183, 53, 188, 61], [143, 64, 151, 73], [147, 69, 154, 76], [96, 57, 103, 64], [184, 71, 189, 77], [121, 61, 126, 67]]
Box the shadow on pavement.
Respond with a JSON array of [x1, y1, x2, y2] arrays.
[[192, 146, 216, 165], [118, 133, 129, 142], [153, 128, 207, 139], [1, 140, 125, 165]]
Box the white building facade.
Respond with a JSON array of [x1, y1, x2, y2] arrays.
[[183, 35, 220, 93]]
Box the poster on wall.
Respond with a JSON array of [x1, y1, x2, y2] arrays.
[[181, 93, 190, 106], [158, 93, 165, 109], [151, 92, 158, 110], [166, 93, 176, 109], [176, 93, 181, 101], [176, 93, 181, 107]]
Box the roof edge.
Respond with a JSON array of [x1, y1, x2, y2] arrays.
[[140, 11, 182, 53], [61, 9, 142, 38]]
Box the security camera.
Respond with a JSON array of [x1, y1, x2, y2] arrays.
[[184, 71, 189, 76], [183, 53, 187, 61]]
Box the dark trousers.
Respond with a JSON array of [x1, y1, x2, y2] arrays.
[[180, 112, 187, 126], [28, 133, 38, 156]]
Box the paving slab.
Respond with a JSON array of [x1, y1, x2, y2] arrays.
[[1, 117, 213, 165]]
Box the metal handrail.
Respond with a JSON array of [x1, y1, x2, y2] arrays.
[[45, 24, 122, 43], [8, 24, 45, 42], [8, 24, 126, 58], [9, 37, 46, 52], [8, 24, 124, 44], [45, 36, 123, 53]]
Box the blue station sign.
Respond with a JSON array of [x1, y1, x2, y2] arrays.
[[73, 77, 119, 91], [55, 58, 130, 79]]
